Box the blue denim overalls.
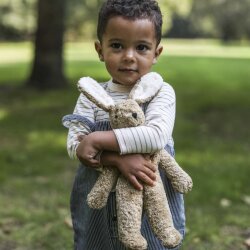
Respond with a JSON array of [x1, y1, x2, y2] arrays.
[[62, 115, 185, 250]]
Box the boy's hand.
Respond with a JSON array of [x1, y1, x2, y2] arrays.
[[76, 134, 100, 167], [115, 154, 157, 191]]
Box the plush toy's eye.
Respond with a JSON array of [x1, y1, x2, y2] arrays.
[[115, 115, 118, 119], [132, 113, 137, 119]]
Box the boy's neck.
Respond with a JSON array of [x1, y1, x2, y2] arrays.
[[108, 79, 134, 93]]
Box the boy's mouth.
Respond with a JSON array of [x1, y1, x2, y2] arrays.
[[119, 68, 138, 72]]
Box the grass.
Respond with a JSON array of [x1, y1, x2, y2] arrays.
[[0, 40, 250, 249]]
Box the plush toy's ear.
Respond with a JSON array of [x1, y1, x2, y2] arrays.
[[77, 77, 115, 111], [129, 72, 164, 104]]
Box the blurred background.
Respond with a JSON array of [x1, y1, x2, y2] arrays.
[[0, 0, 249, 249]]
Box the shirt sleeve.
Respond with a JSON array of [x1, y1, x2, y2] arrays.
[[113, 83, 176, 154], [66, 94, 96, 159]]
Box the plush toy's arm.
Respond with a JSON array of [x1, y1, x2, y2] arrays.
[[159, 149, 193, 193], [87, 167, 119, 209]]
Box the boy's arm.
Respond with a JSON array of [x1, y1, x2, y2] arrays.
[[67, 124, 89, 159], [65, 93, 96, 159], [78, 83, 175, 157], [76, 130, 119, 166], [114, 83, 176, 154], [76, 135, 157, 190]]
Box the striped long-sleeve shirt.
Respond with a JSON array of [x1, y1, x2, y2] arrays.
[[65, 77, 176, 159]]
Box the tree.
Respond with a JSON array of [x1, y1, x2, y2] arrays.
[[189, 0, 250, 41], [27, 0, 67, 89], [158, 0, 193, 35]]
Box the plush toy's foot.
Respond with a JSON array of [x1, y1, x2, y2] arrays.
[[121, 234, 147, 250], [87, 192, 108, 209], [171, 174, 193, 194], [160, 227, 182, 249]]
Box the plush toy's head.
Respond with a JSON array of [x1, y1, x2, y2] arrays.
[[109, 99, 145, 129], [77, 72, 164, 129]]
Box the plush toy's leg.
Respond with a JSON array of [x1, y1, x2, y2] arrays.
[[159, 150, 193, 193], [87, 167, 119, 209], [116, 176, 147, 250], [144, 170, 182, 249]]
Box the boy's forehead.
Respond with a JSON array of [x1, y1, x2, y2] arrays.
[[103, 16, 157, 42]]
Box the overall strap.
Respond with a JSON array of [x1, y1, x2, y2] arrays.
[[62, 114, 96, 132]]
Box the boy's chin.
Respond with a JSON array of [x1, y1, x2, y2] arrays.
[[113, 79, 138, 86]]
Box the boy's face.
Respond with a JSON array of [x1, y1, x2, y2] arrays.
[[95, 16, 163, 86]]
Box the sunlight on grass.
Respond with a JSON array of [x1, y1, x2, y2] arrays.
[[27, 131, 66, 149], [163, 39, 250, 58], [64, 41, 97, 62], [65, 39, 250, 60], [0, 42, 33, 64], [1, 40, 250, 68], [0, 108, 8, 120]]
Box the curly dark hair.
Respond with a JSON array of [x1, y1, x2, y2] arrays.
[[97, 0, 163, 45]]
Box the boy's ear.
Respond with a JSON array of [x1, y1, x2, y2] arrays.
[[153, 45, 163, 64], [95, 41, 104, 61]]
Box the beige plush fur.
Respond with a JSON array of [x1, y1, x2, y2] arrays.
[[77, 73, 193, 250]]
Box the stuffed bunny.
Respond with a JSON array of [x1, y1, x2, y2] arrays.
[[77, 72, 193, 250]]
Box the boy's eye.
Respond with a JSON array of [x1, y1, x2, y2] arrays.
[[111, 43, 122, 49], [136, 44, 149, 51]]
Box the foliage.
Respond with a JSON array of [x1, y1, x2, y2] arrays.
[[66, 0, 103, 39], [0, 0, 193, 40], [0, 40, 250, 249], [66, 0, 193, 39], [158, 0, 193, 34], [1, 0, 250, 41], [189, 0, 250, 41], [0, 0, 36, 40]]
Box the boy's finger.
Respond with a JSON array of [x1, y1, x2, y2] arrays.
[[89, 158, 100, 167], [129, 175, 143, 191], [79, 157, 100, 168], [143, 168, 156, 181], [145, 162, 157, 172], [77, 135, 86, 141], [137, 171, 155, 186]]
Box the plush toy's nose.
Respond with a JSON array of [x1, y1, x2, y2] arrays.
[[132, 113, 137, 119]]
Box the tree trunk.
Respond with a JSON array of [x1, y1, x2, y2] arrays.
[[27, 0, 67, 89]]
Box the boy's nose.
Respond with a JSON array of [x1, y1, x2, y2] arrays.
[[123, 49, 135, 61]]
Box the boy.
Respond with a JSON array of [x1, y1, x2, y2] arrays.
[[63, 0, 185, 249]]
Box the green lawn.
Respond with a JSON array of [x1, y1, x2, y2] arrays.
[[0, 40, 250, 250]]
